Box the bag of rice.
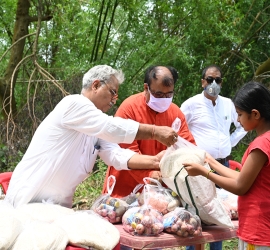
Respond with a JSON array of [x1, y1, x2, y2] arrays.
[[160, 137, 234, 228], [15, 202, 74, 223], [11, 221, 68, 250], [53, 211, 120, 250], [0, 202, 23, 249]]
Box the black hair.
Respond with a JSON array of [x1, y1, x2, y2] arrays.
[[144, 65, 178, 87], [201, 64, 223, 79], [233, 81, 270, 121]]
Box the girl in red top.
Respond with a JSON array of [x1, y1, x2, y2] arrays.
[[183, 81, 270, 249]]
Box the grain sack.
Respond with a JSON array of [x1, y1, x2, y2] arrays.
[[53, 211, 120, 250], [160, 147, 234, 228], [11, 221, 68, 250], [15, 202, 74, 223], [0, 202, 23, 249]]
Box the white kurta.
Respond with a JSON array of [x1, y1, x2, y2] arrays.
[[5, 94, 139, 208], [180, 92, 247, 159]]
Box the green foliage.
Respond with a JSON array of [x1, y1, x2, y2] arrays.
[[231, 131, 256, 163], [0, 143, 24, 172], [73, 158, 107, 207], [1, 0, 270, 181]]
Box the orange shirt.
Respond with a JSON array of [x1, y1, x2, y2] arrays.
[[102, 92, 195, 198]]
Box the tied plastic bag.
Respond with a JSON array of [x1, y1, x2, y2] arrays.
[[163, 207, 202, 237], [137, 177, 181, 215], [216, 188, 238, 220], [122, 185, 164, 236], [91, 175, 128, 223], [159, 118, 234, 228]]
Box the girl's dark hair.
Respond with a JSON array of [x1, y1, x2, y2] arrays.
[[233, 81, 270, 121]]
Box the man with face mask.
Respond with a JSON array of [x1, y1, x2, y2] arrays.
[[102, 65, 195, 198], [181, 65, 247, 250]]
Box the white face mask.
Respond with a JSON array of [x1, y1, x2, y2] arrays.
[[146, 91, 173, 113], [204, 80, 221, 97]]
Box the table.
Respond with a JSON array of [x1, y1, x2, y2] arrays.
[[115, 220, 238, 250]]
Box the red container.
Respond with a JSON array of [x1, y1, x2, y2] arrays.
[[229, 160, 242, 171], [0, 172, 12, 194]]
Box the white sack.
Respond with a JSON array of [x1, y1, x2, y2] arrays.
[[160, 147, 234, 228], [15, 202, 74, 223], [11, 221, 68, 250], [0, 202, 23, 249], [53, 211, 120, 250]]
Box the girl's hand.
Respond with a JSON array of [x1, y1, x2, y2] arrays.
[[205, 152, 215, 164], [182, 162, 206, 177]]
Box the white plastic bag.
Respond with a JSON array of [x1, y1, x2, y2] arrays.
[[91, 175, 128, 223], [137, 177, 181, 214]]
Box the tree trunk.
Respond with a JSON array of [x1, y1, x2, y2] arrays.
[[0, 0, 31, 120]]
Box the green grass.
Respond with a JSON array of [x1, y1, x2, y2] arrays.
[[73, 158, 107, 210]]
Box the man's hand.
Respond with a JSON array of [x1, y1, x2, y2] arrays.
[[149, 170, 163, 184], [154, 126, 178, 147], [156, 150, 166, 161]]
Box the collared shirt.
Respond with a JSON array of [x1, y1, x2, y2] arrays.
[[180, 92, 247, 159], [5, 94, 138, 208]]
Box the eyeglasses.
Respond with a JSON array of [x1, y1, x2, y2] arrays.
[[101, 81, 118, 99], [148, 86, 174, 98], [204, 76, 223, 84]]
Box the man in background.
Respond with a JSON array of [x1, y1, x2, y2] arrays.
[[181, 64, 247, 250]]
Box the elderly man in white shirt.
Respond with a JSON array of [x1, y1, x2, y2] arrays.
[[181, 64, 247, 250], [5, 65, 178, 209]]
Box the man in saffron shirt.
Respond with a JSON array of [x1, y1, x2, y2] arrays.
[[102, 65, 195, 197]]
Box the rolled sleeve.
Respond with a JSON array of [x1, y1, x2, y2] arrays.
[[99, 140, 137, 171]]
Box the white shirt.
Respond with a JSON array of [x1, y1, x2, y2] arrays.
[[180, 92, 247, 159], [5, 94, 139, 208]]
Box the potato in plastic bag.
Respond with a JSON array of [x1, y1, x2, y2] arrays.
[[91, 175, 128, 223], [121, 183, 143, 205], [163, 207, 202, 237], [122, 205, 164, 236], [137, 177, 181, 215], [122, 185, 164, 236]]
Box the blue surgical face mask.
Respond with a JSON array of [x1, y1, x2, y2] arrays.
[[204, 80, 221, 97], [147, 92, 173, 113]]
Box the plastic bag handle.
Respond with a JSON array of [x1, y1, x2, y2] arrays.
[[143, 184, 150, 205], [143, 177, 162, 188], [132, 183, 144, 194], [106, 175, 116, 195], [172, 117, 181, 133]]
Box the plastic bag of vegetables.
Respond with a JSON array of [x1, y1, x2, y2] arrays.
[[163, 207, 202, 237], [122, 186, 164, 236], [91, 175, 128, 224], [137, 177, 181, 215]]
